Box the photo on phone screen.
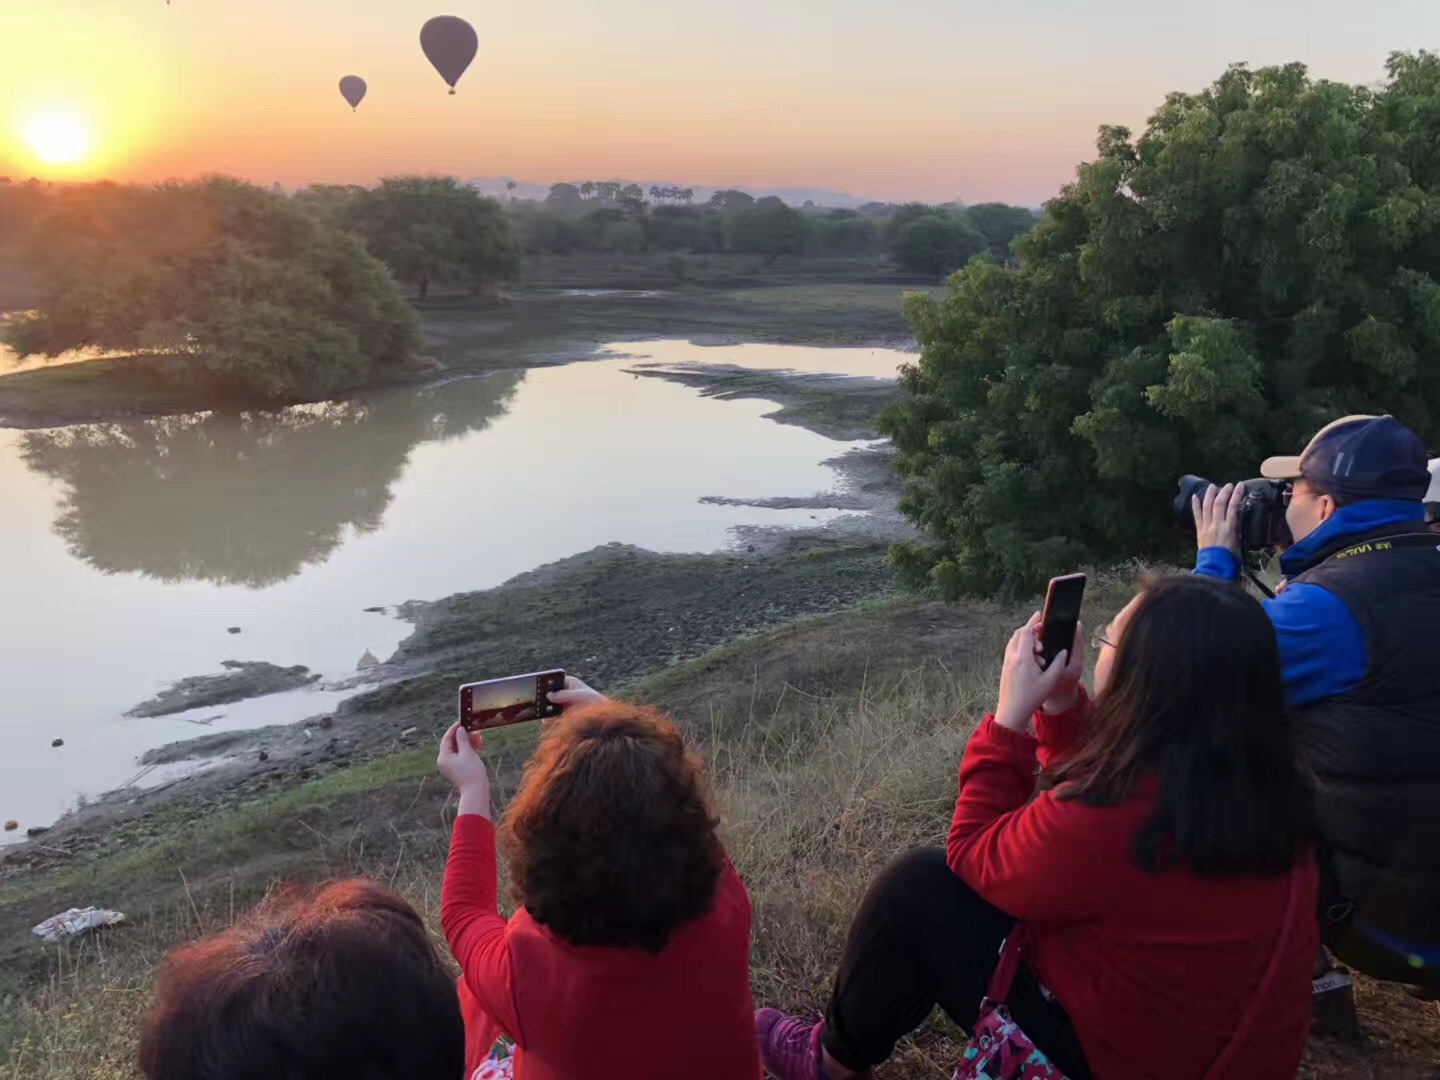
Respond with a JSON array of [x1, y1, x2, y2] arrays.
[[1039, 574, 1086, 669], [458, 670, 567, 732]]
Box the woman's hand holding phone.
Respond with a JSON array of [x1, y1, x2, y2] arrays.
[[1040, 623, 1085, 715], [440, 675, 607, 819], [547, 675, 607, 712], [994, 613, 1085, 732], [437, 722, 492, 820]]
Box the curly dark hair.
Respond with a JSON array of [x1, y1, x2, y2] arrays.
[[500, 701, 723, 952], [138, 879, 463, 1080]]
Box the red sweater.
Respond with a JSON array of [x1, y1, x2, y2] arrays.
[[441, 814, 762, 1080], [947, 695, 1317, 1080]]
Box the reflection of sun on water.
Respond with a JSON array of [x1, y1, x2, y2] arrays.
[[21, 108, 92, 166]]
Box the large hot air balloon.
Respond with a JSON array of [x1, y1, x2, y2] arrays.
[[339, 75, 368, 111], [420, 16, 478, 95]]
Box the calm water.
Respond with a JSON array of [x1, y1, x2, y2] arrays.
[[0, 341, 903, 837]]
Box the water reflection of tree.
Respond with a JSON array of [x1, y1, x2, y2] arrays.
[[20, 372, 522, 588]]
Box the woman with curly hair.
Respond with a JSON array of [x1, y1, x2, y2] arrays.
[[436, 679, 760, 1080]]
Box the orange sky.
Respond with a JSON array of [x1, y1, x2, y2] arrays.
[[3, 0, 1439, 204]]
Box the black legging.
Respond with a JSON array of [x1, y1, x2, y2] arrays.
[[821, 848, 1091, 1078]]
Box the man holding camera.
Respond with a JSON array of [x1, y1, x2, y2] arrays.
[[1193, 414, 1440, 995]]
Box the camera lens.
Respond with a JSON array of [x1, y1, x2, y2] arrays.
[[1173, 475, 1212, 528]]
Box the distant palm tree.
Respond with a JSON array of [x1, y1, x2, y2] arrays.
[[506, 181, 517, 202], [649, 185, 664, 205], [580, 181, 596, 201], [680, 188, 694, 205]]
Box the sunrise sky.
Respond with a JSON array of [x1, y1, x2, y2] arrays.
[[2, 0, 1438, 204]]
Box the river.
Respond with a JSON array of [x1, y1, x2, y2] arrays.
[[0, 340, 904, 838]]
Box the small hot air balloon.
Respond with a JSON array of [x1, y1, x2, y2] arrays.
[[420, 15, 478, 95], [339, 75, 368, 111]]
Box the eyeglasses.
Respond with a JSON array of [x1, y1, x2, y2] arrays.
[[1091, 629, 1115, 651]]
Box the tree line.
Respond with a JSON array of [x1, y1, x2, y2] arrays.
[[1, 174, 1029, 404], [522, 182, 1037, 272]]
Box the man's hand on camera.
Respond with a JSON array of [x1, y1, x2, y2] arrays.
[[1193, 482, 1245, 556]]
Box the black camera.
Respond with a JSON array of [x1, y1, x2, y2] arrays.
[[1173, 475, 1293, 554]]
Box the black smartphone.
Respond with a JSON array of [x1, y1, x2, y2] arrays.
[[458, 670, 567, 732], [1039, 574, 1086, 669]]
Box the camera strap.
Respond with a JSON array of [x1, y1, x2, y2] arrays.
[[1264, 530, 1440, 599], [1320, 531, 1440, 561]]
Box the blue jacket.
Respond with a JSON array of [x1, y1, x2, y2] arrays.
[[1194, 499, 1428, 707]]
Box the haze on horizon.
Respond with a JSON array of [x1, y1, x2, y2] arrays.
[[2, 0, 1438, 206]]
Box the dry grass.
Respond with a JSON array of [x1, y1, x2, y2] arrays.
[[3, 589, 1437, 1079]]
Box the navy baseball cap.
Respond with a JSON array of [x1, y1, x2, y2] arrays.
[[1260, 414, 1431, 501]]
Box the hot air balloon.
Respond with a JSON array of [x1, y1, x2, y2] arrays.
[[339, 75, 368, 111], [420, 16, 478, 95]]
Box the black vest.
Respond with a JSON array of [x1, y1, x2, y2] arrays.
[[1291, 522, 1440, 944]]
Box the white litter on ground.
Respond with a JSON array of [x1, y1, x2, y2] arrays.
[[32, 907, 127, 943]]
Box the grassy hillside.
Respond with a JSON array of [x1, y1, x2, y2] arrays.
[[2, 587, 1436, 1079]]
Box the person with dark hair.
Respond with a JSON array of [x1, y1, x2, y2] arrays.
[[138, 880, 464, 1080], [1194, 416, 1440, 992], [436, 682, 761, 1080], [756, 575, 1317, 1080]]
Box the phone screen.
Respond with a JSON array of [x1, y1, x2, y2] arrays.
[[1039, 574, 1086, 669], [458, 670, 567, 732]]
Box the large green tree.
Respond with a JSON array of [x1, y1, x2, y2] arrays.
[[5, 179, 421, 401], [880, 55, 1440, 597], [345, 177, 521, 300], [725, 203, 810, 259], [963, 203, 1038, 263], [892, 213, 988, 275]]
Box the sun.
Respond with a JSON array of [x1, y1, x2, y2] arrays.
[[21, 108, 93, 166]]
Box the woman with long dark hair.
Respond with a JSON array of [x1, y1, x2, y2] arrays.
[[757, 574, 1317, 1080]]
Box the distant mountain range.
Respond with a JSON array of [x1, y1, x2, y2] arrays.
[[464, 176, 883, 209]]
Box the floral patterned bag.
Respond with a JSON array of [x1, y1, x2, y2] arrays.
[[470, 1035, 516, 1080], [953, 928, 1069, 1080], [954, 870, 1302, 1080]]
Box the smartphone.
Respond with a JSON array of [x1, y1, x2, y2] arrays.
[[458, 670, 567, 732], [1039, 573, 1086, 669]]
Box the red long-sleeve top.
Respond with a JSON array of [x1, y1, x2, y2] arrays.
[[947, 692, 1317, 1080], [441, 814, 762, 1080]]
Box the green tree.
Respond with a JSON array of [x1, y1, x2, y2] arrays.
[[708, 189, 756, 212], [811, 211, 879, 256], [880, 55, 1440, 598], [892, 214, 988, 275], [547, 183, 584, 212], [345, 177, 521, 300], [724, 203, 810, 259], [644, 206, 723, 253], [618, 183, 646, 215], [5, 179, 421, 402], [291, 183, 366, 228], [881, 202, 945, 249], [516, 208, 587, 254], [963, 202, 1038, 262]]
